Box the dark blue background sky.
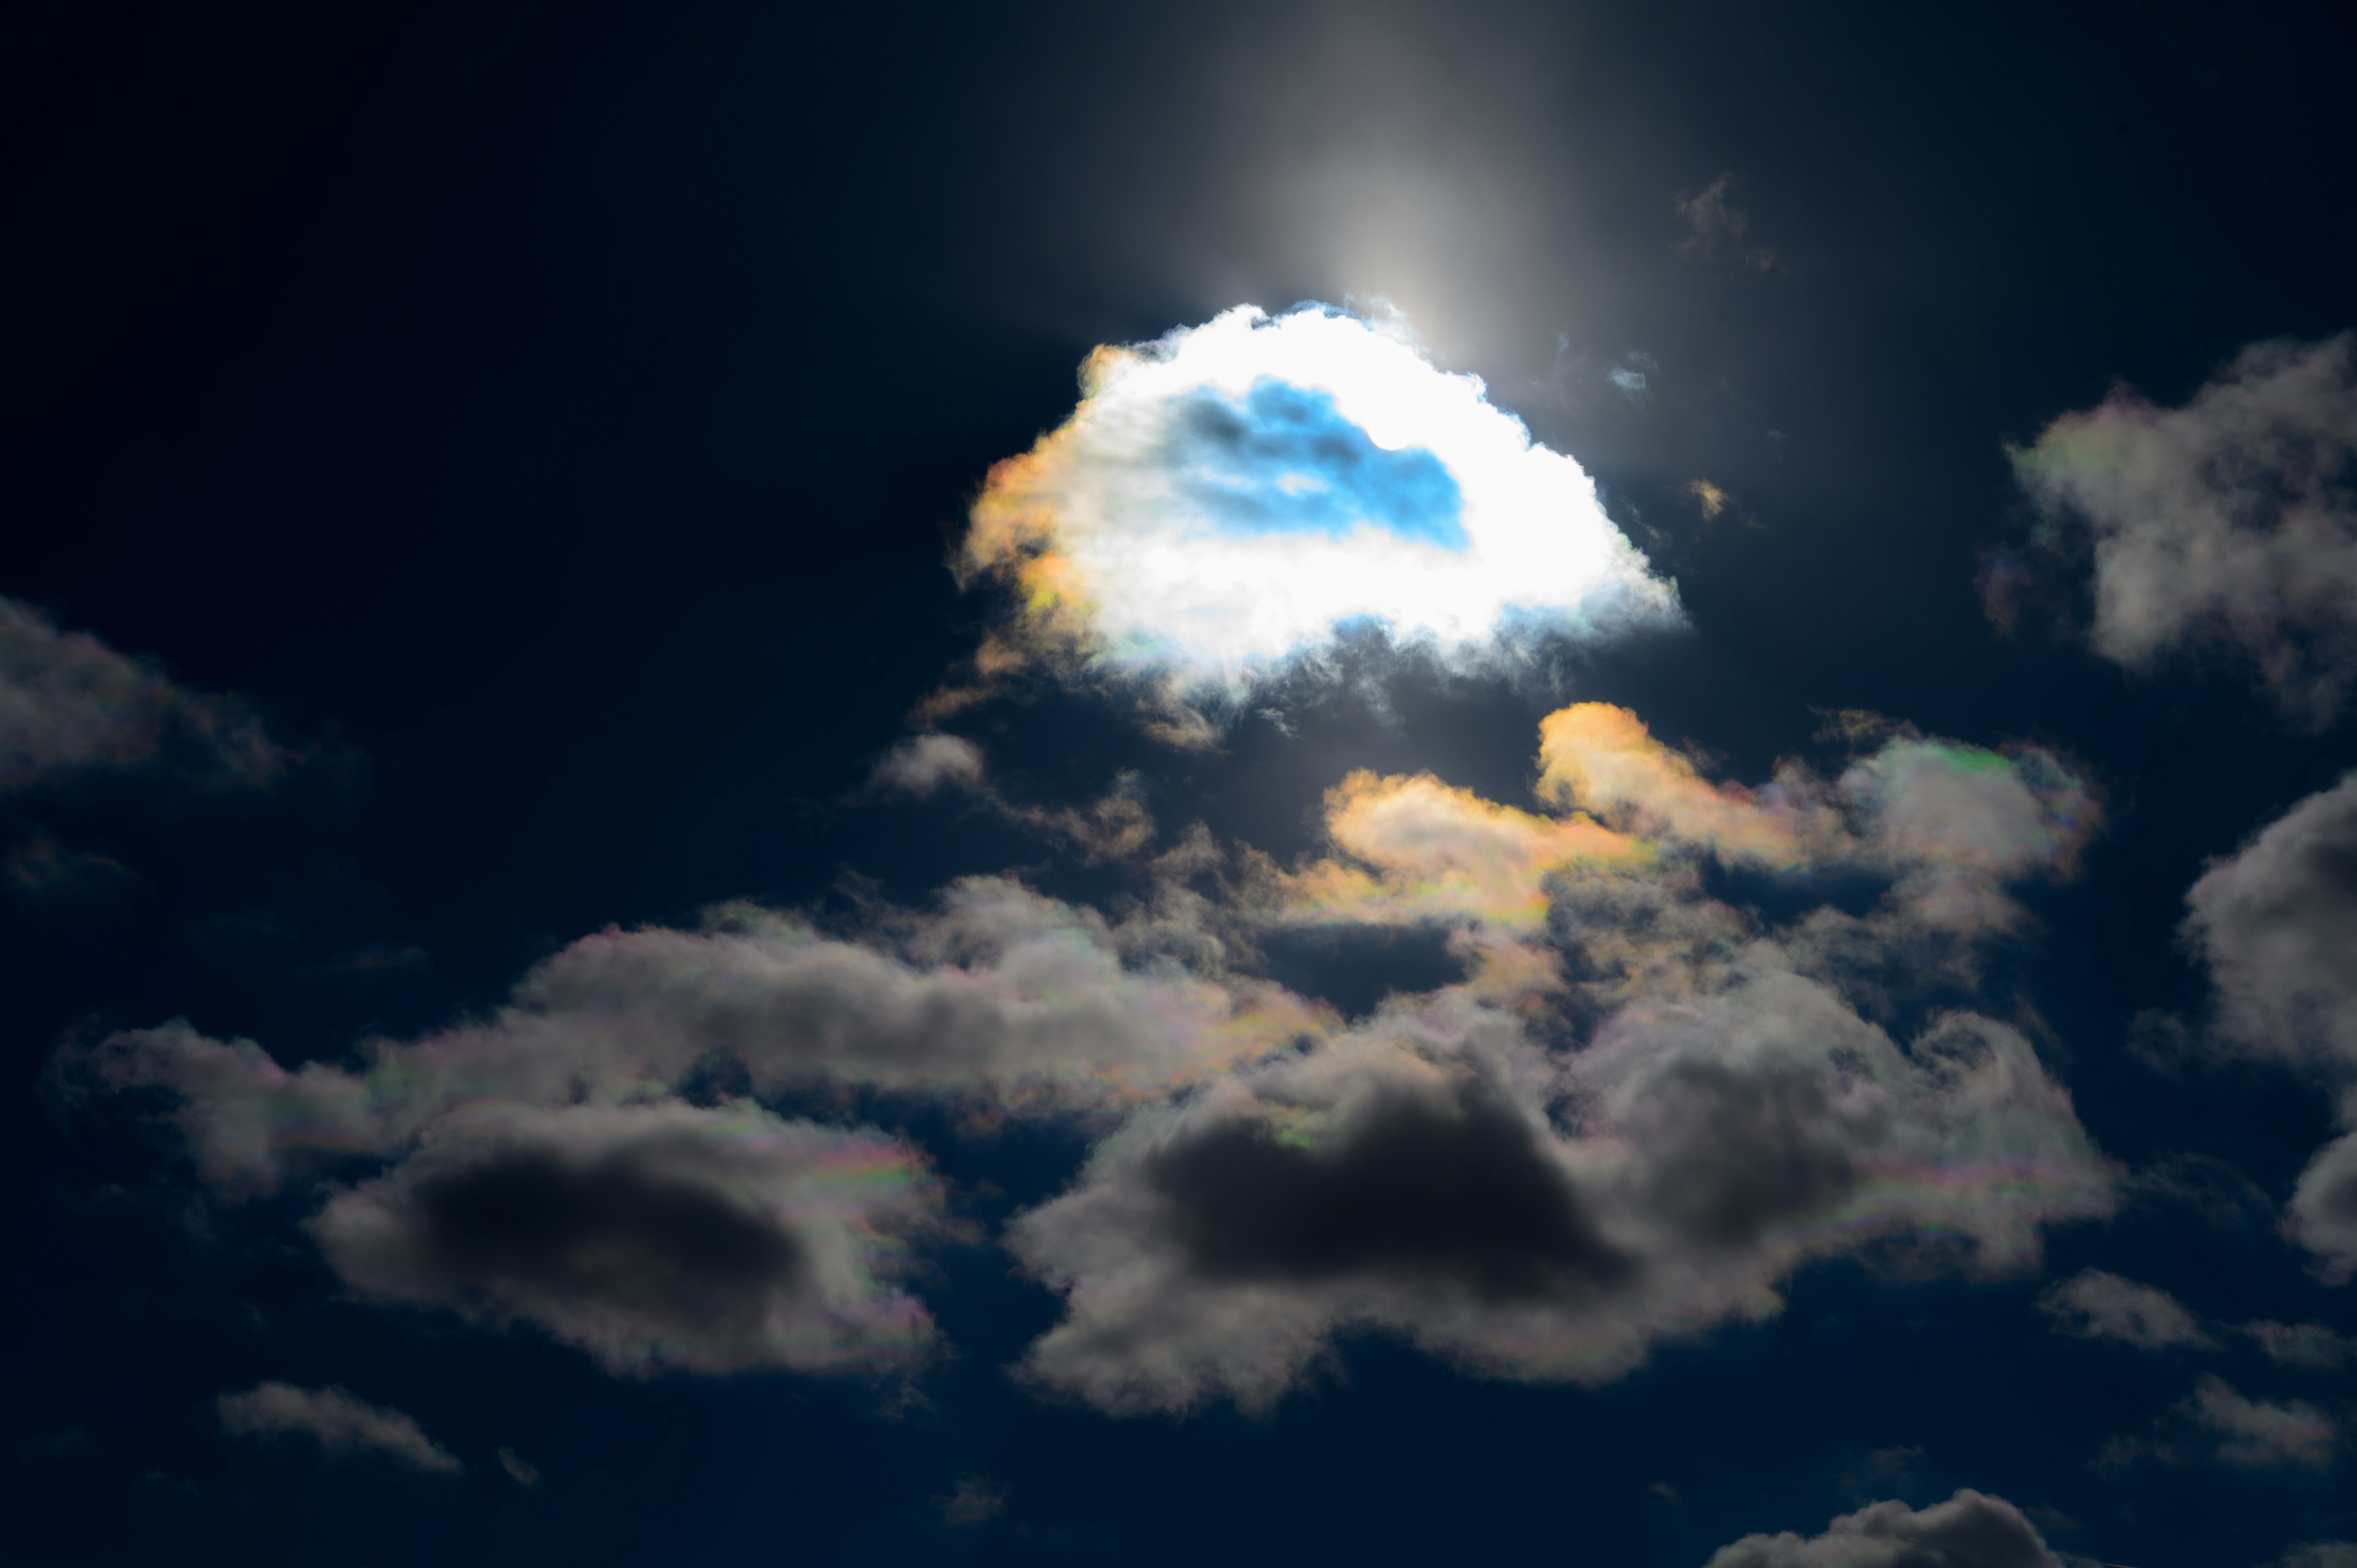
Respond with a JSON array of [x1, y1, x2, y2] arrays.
[[6, 2, 2354, 1563]]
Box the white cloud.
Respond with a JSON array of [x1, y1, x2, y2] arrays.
[[2037, 1268, 2215, 1350], [959, 304, 1677, 694]]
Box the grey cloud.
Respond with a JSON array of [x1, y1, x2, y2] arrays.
[[309, 1099, 944, 1377], [2241, 1319, 2357, 1370], [1674, 172, 1780, 274], [871, 733, 987, 797], [495, 1446, 540, 1487], [2185, 1374, 2339, 1470], [53, 877, 1331, 1195], [1010, 970, 2111, 1415], [0, 595, 282, 789], [2037, 1269, 2215, 1350], [2180, 777, 2357, 1276], [2010, 334, 2357, 727], [2273, 1545, 2357, 1568], [215, 1382, 461, 1474], [1703, 1489, 2064, 1568]]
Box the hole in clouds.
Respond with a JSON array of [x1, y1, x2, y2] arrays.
[[1172, 380, 1468, 550]]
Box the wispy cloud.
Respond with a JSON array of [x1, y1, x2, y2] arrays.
[[216, 1383, 461, 1474], [1674, 173, 1781, 273], [2037, 1268, 2216, 1350]]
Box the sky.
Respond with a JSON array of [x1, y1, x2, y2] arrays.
[[5, 2, 2356, 1564]]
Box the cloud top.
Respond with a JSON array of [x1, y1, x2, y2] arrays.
[[959, 304, 1677, 693]]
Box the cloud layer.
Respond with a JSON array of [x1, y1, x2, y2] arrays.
[[958, 304, 1677, 695], [2010, 334, 2357, 726]]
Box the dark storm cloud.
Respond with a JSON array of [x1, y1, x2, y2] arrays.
[[2179, 776, 2357, 1275], [215, 1382, 461, 1474], [1011, 971, 2111, 1414], [309, 1100, 943, 1376], [0, 595, 282, 789], [2008, 334, 2357, 727], [1703, 1489, 2065, 1568]]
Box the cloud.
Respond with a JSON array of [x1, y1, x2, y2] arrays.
[[496, 1446, 540, 1486], [2178, 776, 2357, 1276], [2037, 1268, 2215, 1350], [2009, 334, 2357, 727], [309, 1100, 944, 1376], [0, 595, 282, 789], [2241, 1319, 2357, 1370], [1674, 173, 1780, 273], [870, 733, 988, 797], [2273, 1545, 2357, 1568], [1702, 1489, 2064, 1568], [216, 1383, 461, 1474], [955, 304, 1677, 698], [55, 878, 1333, 1195], [1010, 971, 2111, 1414], [935, 1473, 1008, 1526], [2103, 1375, 2339, 1472]]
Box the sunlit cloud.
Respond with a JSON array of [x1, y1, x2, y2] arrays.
[[956, 304, 1678, 698], [1703, 1489, 2064, 1568]]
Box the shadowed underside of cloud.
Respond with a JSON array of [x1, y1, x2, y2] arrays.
[[952, 304, 1676, 705], [1703, 1489, 2064, 1568], [2179, 774, 2357, 1276], [2008, 333, 2357, 727], [216, 1382, 461, 1473], [1012, 973, 2110, 1414], [311, 1100, 943, 1375], [0, 595, 283, 789]]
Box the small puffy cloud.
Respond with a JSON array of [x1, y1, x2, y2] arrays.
[[2037, 1268, 2215, 1350], [2184, 1374, 2339, 1471], [216, 1383, 461, 1474], [1703, 1489, 2064, 1568], [2009, 334, 2357, 727], [2105, 1375, 2341, 1472], [0, 595, 282, 789], [1010, 972, 2110, 1415], [871, 734, 987, 797], [2241, 1319, 2357, 1370], [2178, 776, 2357, 1276], [1687, 479, 1730, 519], [957, 304, 1677, 696], [1674, 174, 1780, 274], [935, 1473, 1008, 1526], [496, 1446, 540, 1486], [309, 1100, 944, 1377]]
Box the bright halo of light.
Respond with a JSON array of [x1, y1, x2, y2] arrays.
[[963, 304, 1679, 691]]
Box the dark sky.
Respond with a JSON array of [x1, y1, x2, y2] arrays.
[[6, 2, 2356, 1564]]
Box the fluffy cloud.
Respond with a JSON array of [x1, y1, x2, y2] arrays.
[[956, 304, 1676, 695], [1702, 1489, 2063, 1568], [311, 1100, 942, 1375], [2010, 334, 2357, 726], [0, 595, 281, 789], [2103, 1374, 2340, 1472], [1010, 971, 2111, 1414], [870, 733, 987, 797], [2037, 1268, 2215, 1350], [57, 878, 1332, 1194], [2242, 1319, 2357, 1370], [216, 1383, 461, 1474], [2180, 776, 2357, 1275]]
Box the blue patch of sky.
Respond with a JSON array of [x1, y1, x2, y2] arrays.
[[1169, 379, 1468, 550]]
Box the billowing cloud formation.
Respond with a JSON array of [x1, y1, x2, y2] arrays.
[[1011, 974, 2110, 1414], [216, 1383, 461, 1474], [311, 1100, 942, 1375], [958, 304, 1676, 693], [2037, 1268, 2215, 1350], [2010, 334, 2357, 726], [2180, 776, 2357, 1276], [0, 595, 281, 789], [1702, 1489, 2063, 1568]]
